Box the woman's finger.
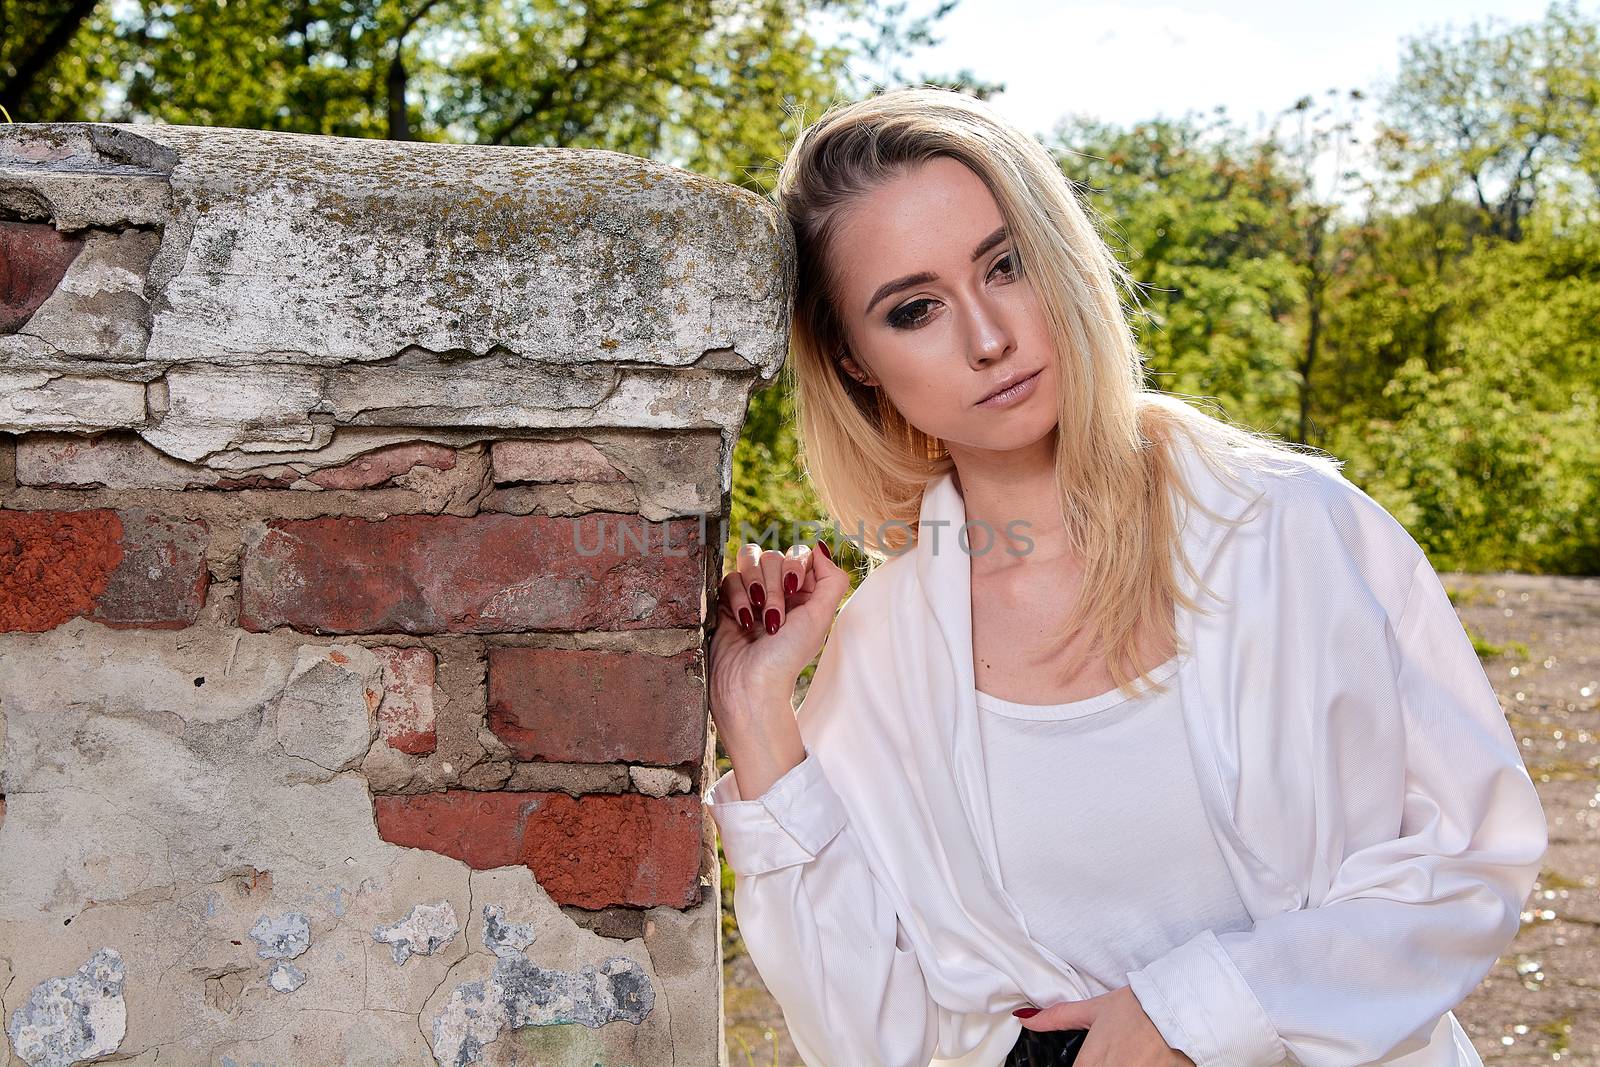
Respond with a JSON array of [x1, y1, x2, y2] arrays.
[[718, 571, 755, 632], [782, 543, 809, 599], [736, 542, 767, 612], [808, 538, 837, 590], [757, 548, 785, 633]]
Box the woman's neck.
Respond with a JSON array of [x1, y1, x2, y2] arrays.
[[948, 441, 1074, 577]]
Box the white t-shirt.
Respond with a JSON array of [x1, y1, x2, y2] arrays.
[[977, 653, 1256, 994]]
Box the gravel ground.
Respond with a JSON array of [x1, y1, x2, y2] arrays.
[[1449, 572, 1599, 1065], [718, 571, 1600, 1067]]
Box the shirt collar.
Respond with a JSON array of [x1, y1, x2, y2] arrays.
[[914, 436, 1269, 650]]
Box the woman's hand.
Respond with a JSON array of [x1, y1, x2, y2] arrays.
[[1015, 986, 1195, 1067], [708, 539, 851, 722]]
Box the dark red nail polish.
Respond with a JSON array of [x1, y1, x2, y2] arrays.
[[750, 584, 765, 610], [816, 540, 833, 562], [1013, 1007, 1040, 1019], [765, 608, 780, 635], [738, 606, 753, 631], [784, 573, 799, 595]]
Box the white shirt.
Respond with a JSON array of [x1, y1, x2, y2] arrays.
[[977, 653, 1257, 995], [706, 423, 1547, 1067]]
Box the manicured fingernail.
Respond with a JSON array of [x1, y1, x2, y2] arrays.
[[1013, 1008, 1040, 1018], [765, 608, 780, 635], [750, 584, 765, 610], [784, 573, 799, 595], [816, 540, 833, 562], [738, 607, 753, 631]]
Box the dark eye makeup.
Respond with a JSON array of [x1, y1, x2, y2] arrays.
[[885, 252, 1019, 331]]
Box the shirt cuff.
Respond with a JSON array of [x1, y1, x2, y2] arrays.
[[703, 745, 850, 878], [1125, 926, 1287, 1067]]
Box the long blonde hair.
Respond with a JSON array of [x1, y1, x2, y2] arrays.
[[776, 86, 1334, 700]]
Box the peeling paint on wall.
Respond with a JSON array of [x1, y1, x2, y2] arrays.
[[249, 911, 311, 960], [482, 903, 537, 959], [372, 900, 460, 965], [5, 948, 127, 1067], [431, 950, 654, 1067], [267, 960, 309, 993]]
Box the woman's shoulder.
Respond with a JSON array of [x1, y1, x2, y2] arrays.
[[1246, 448, 1419, 553], [1230, 446, 1428, 619]]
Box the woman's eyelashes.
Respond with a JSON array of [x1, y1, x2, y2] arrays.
[[885, 252, 1019, 331]]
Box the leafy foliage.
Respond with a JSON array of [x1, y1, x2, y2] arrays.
[[1045, 6, 1598, 573]]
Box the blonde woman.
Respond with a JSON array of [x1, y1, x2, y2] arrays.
[[704, 86, 1546, 1067]]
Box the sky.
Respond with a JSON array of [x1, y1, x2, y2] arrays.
[[814, 0, 1585, 206]]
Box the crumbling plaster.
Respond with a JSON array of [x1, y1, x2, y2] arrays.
[[0, 601, 720, 1066]]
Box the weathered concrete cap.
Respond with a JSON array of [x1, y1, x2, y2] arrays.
[[0, 122, 794, 455]]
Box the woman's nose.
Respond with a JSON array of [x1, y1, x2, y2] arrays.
[[966, 299, 1016, 365]]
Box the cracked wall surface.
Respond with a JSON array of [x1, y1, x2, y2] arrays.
[[0, 120, 780, 1067]]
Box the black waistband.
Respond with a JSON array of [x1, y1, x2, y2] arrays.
[[1004, 1026, 1089, 1067]]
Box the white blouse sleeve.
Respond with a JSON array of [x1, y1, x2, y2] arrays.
[[706, 746, 956, 1067], [1125, 552, 1549, 1067]]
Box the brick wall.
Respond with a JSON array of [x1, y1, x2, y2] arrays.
[[0, 122, 791, 1066]]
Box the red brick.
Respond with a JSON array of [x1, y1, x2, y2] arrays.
[[239, 513, 705, 635], [0, 508, 209, 632], [308, 442, 457, 490], [372, 646, 436, 755], [522, 791, 703, 909], [375, 790, 535, 869], [91, 510, 211, 628], [1, 221, 86, 333], [488, 647, 704, 764], [374, 789, 703, 908], [491, 439, 625, 483]]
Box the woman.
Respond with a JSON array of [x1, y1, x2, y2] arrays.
[[703, 86, 1547, 1067]]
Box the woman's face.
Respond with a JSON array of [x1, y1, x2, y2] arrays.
[[826, 155, 1060, 454]]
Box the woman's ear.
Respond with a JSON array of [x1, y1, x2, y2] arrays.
[[839, 350, 878, 388]]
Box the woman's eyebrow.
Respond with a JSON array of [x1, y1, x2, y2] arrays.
[[862, 225, 1010, 316]]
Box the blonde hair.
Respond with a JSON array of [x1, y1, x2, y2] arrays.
[[776, 86, 1334, 700]]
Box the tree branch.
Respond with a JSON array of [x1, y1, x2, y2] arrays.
[[0, 0, 99, 114]]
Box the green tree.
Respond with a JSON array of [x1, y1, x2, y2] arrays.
[[1269, 88, 1374, 447], [1051, 109, 1304, 437], [0, 0, 105, 121], [1375, 0, 1600, 240], [1329, 205, 1600, 573]]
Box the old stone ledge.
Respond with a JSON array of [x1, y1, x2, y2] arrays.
[[0, 121, 794, 471]]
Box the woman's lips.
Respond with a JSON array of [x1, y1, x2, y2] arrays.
[[977, 369, 1042, 408]]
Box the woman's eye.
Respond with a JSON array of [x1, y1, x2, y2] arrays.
[[886, 255, 1016, 330], [887, 299, 935, 330]]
